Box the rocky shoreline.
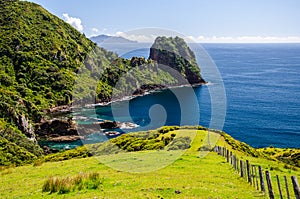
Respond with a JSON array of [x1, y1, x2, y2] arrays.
[[38, 82, 206, 145], [36, 118, 139, 143]]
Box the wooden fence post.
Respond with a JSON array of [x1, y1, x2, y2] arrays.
[[234, 156, 237, 171], [240, 160, 244, 178], [226, 150, 229, 162], [266, 171, 275, 199], [246, 160, 252, 184], [276, 175, 283, 199], [254, 166, 259, 190], [230, 151, 233, 165], [284, 176, 290, 199], [252, 165, 256, 187], [258, 166, 265, 192], [291, 176, 300, 199]]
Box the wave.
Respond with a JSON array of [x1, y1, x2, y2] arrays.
[[120, 122, 140, 130]]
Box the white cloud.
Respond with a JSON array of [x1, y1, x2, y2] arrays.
[[62, 13, 83, 32], [109, 31, 300, 43], [184, 36, 300, 43], [92, 28, 99, 33], [115, 32, 161, 43]]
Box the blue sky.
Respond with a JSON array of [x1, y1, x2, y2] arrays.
[[27, 0, 300, 42]]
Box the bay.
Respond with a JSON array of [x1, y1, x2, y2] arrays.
[[46, 43, 300, 149]]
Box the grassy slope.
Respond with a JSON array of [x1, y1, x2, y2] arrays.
[[2, 129, 299, 198], [216, 134, 300, 198]]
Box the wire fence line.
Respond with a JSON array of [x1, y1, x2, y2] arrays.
[[214, 146, 300, 199]]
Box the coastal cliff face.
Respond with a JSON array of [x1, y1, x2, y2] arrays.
[[149, 36, 206, 85], [0, 0, 206, 165]]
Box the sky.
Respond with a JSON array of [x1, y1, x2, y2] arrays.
[[26, 0, 300, 43]]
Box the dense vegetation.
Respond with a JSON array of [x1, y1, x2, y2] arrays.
[[218, 130, 300, 169], [43, 126, 192, 162], [0, 124, 43, 165], [40, 126, 300, 170], [0, 0, 99, 165], [0, 0, 205, 166]]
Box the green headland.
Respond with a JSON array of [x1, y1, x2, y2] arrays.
[[0, 1, 299, 198]]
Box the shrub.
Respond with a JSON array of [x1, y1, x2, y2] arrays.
[[158, 126, 179, 134], [167, 137, 191, 150], [198, 145, 212, 151]]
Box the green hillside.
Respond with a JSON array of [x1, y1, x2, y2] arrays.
[[1, 127, 299, 198], [0, 0, 105, 165], [0, 0, 207, 166]]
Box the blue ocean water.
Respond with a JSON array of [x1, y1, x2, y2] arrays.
[[111, 43, 300, 148], [115, 43, 300, 148], [202, 44, 300, 148], [47, 43, 300, 149]]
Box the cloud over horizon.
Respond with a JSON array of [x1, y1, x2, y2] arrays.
[[92, 28, 99, 33], [114, 32, 300, 43], [185, 36, 300, 43], [62, 13, 83, 32]]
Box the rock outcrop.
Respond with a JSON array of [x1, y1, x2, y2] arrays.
[[35, 119, 121, 142], [149, 36, 206, 85], [16, 115, 37, 143], [35, 119, 78, 139]]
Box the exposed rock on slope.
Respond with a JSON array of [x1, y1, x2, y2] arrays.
[[149, 36, 206, 85]]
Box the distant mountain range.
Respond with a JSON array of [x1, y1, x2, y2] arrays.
[[90, 34, 138, 44]]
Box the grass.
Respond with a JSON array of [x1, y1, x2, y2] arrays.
[[42, 172, 103, 194], [0, 129, 299, 198], [216, 135, 300, 199]]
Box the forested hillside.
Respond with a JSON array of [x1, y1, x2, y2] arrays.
[[0, 0, 205, 166]]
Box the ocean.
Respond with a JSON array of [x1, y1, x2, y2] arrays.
[[45, 43, 300, 149], [202, 43, 300, 148]]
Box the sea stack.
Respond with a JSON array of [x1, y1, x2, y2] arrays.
[[149, 36, 206, 85]]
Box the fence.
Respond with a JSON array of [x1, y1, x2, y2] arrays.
[[214, 146, 300, 199]]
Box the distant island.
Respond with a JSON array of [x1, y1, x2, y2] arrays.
[[90, 34, 138, 44]]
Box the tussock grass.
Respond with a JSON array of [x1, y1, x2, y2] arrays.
[[33, 160, 44, 167], [42, 172, 103, 194], [0, 165, 15, 175]]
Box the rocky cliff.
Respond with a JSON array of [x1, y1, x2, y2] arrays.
[[149, 36, 206, 85]]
